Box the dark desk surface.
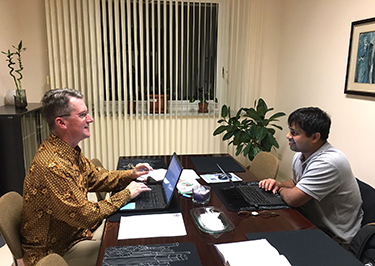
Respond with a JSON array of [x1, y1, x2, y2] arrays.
[[97, 154, 316, 266]]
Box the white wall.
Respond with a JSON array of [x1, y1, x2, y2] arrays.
[[275, 0, 375, 186], [0, 0, 48, 106]]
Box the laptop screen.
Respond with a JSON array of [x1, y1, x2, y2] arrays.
[[163, 154, 182, 202]]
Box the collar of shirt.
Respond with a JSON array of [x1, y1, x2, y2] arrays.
[[298, 141, 332, 167]]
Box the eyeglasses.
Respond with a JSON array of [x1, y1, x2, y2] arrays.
[[58, 111, 89, 119], [77, 111, 89, 119]]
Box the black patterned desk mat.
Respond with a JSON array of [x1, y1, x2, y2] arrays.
[[190, 156, 245, 174], [102, 242, 202, 266]]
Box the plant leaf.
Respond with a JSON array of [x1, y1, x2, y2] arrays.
[[213, 125, 228, 136], [221, 105, 228, 118], [250, 126, 268, 141], [270, 124, 283, 130], [212, 98, 285, 161], [269, 112, 286, 120], [223, 131, 234, 141], [244, 108, 262, 122], [236, 144, 243, 156]]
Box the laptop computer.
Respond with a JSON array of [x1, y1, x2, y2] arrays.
[[120, 153, 183, 212], [220, 182, 288, 210], [213, 163, 287, 210]]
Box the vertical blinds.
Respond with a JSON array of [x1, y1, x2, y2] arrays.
[[44, 0, 264, 169]]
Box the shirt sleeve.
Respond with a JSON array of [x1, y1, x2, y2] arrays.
[[295, 158, 341, 201], [38, 161, 132, 230], [84, 157, 134, 192]]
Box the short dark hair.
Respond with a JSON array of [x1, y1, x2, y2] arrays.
[[41, 88, 83, 130], [288, 107, 331, 141]]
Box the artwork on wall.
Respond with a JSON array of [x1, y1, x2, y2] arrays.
[[345, 17, 375, 97]]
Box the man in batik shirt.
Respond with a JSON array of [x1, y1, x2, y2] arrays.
[[21, 88, 152, 266]]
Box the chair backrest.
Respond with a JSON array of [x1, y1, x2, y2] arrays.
[[36, 253, 69, 266], [356, 178, 375, 226], [0, 191, 23, 260], [248, 151, 280, 180], [91, 158, 103, 168]]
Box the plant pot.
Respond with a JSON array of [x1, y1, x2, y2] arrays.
[[149, 94, 167, 113], [127, 100, 137, 114], [14, 89, 28, 109], [198, 102, 209, 113]]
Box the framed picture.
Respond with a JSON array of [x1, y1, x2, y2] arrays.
[[345, 17, 375, 96]]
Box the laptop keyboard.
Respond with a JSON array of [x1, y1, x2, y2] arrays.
[[137, 187, 160, 207], [237, 185, 271, 204]]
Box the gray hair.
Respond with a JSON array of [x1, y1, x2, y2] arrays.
[[41, 88, 83, 130]]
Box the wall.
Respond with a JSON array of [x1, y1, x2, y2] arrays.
[[0, 0, 48, 106], [275, 0, 375, 186]]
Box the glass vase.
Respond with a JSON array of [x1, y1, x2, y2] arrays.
[[14, 89, 28, 109]]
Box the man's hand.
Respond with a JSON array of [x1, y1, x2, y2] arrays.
[[259, 178, 281, 194], [259, 178, 311, 207], [126, 181, 152, 199], [131, 163, 153, 179]]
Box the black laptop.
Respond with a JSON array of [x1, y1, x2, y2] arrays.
[[216, 181, 289, 211], [120, 153, 183, 212]]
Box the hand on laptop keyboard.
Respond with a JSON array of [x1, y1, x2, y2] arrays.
[[127, 181, 152, 199]]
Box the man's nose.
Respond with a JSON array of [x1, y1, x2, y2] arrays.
[[286, 132, 292, 139], [87, 114, 94, 123]]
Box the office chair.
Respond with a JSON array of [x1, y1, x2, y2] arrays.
[[356, 178, 375, 226], [0, 191, 23, 266], [91, 158, 107, 201], [36, 253, 69, 266], [349, 179, 375, 264], [248, 151, 280, 180]]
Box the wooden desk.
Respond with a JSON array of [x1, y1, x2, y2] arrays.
[[97, 154, 316, 266]]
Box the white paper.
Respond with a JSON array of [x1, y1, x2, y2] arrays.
[[200, 173, 242, 184], [118, 213, 187, 240], [214, 239, 291, 266], [180, 169, 200, 180], [177, 169, 201, 194], [137, 168, 167, 182]]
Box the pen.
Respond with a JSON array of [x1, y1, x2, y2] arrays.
[[182, 193, 192, 199]]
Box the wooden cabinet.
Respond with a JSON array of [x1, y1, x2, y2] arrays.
[[0, 103, 49, 196]]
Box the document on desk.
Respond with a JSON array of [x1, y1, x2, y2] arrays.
[[137, 168, 167, 182], [214, 239, 291, 266], [138, 168, 199, 182], [200, 173, 242, 184], [118, 213, 187, 240]]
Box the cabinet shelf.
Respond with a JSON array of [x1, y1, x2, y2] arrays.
[[0, 103, 49, 196]]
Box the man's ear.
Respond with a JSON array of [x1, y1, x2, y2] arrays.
[[55, 117, 68, 129], [311, 132, 321, 143]]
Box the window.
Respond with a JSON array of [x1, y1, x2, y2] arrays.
[[101, 0, 219, 104]]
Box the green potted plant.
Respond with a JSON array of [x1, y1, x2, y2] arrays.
[[2, 41, 27, 108], [213, 98, 286, 161], [189, 86, 217, 113]]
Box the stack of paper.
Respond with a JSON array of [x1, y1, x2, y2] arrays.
[[118, 213, 187, 240], [177, 169, 201, 194], [137, 168, 167, 182], [214, 239, 291, 266]]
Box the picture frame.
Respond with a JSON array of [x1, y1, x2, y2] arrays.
[[344, 17, 375, 97]]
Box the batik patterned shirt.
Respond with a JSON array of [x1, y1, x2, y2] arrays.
[[21, 133, 132, 266]]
